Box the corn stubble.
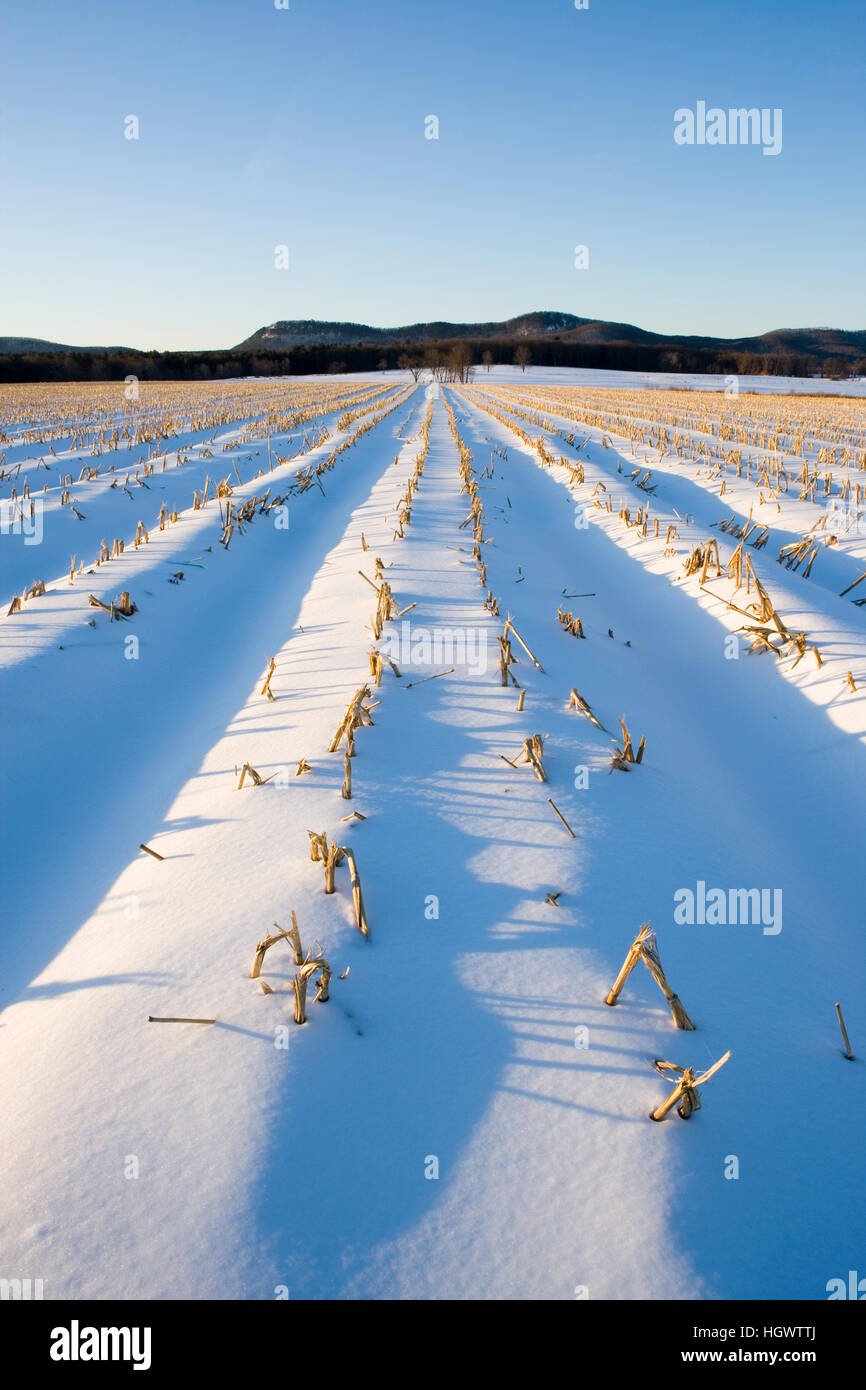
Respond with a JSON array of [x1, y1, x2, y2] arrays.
[[606, 926, 695, 1030]]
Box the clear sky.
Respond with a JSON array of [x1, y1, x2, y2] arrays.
[[1, 0, 863, 350]]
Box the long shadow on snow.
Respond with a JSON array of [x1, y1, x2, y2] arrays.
[[0, 399, 420, 1010], [458, 391, 866, 1300], [243, 682, 623, 1299]]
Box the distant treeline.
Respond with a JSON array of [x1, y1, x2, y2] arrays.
[[0, 336, 851, 383]]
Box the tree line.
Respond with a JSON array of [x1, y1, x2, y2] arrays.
[[0, 336, 859, 383]]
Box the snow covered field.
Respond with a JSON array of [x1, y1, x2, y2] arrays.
[[1, 367, 864, 1301]]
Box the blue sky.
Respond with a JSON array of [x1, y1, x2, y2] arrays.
[[1, 0, 864, 349]]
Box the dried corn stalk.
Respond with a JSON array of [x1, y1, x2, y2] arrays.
[[251, 922, 295, 979], [522, 734, 547, 782], [237, 762, 276, 788], [504, 617, 545, 672], [260, 656, 276, 701], [649, 1051, 730, 1121], [605, 925, 695, 1029], [307, 832, 346, 893], [329, 685, 374, 755], [292, 952, 332, 1024], [557, 606, 585, 638], [568, 688, 606, 730], [683, 539, 721, 581], [369, 649, 384, 687], [342, 846, 370, 938], [371, 580, 399, 640], [498, 633, 517, 687], [611, 715, 645, 768]]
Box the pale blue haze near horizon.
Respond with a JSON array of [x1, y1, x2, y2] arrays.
[[1, 0, 863, 350]]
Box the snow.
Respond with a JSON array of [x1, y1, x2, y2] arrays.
[[473, 364, 866, 397], [1, 368, 863, 1300]]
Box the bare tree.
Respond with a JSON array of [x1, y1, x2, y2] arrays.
[[447, 342, 474, 383], [398, 352, 423, 382], [822, 357, 849, 379], [514, 345, 531, 373], [481, 349, 494, 373], [424, 345, 446, 381]]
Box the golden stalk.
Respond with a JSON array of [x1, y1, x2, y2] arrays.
[[250, 924, 294, 979], [606, 925, 694, 1029], [324, 838, 345, 893], [547, 798, 575, 838], [342, 846, 370, 938], [568, 689, 605, 730], [287, 910, 304, 964], [147, 1016, 215, 1025], [260, 656, 276, 701], [522, 735, 547, 782], [504, 617, 545, 672], [405, 668, 455, 689], [649, 1051, 730, 1121], [605, 931, 645, 1006]]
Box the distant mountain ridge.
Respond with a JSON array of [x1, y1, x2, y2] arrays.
[[234, 312, 589, 350], [234, 312, 866, 361], [2, 312, 864, 363], [0, 335, 133, 355]]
